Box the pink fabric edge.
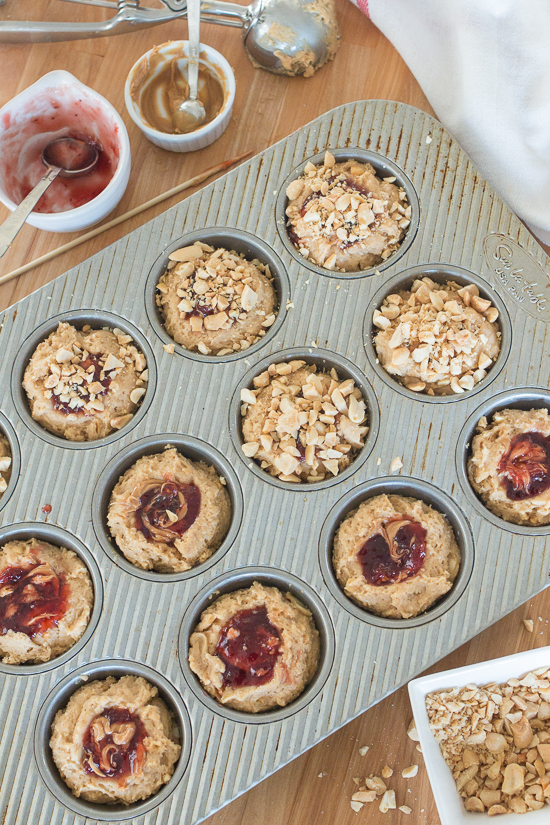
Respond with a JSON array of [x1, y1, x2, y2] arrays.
[[356, 0, 370, 19]]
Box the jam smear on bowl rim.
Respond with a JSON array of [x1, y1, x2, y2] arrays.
[[82, 707, 147, 784], [0, 558, 69, 637], [497, 432, 550, 501], [216, 605, 281, 688], [135, 481, 201, 545], [357, 515, 427, 586]]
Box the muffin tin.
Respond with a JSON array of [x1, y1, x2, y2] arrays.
[[0, 99, 550, 825]]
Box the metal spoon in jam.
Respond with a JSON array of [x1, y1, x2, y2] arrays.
[[0, 137, 99, 258]]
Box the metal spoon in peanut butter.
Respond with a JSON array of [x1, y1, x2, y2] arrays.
[[131, 46, 226, 135]]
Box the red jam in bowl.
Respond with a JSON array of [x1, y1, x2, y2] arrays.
[[0, 85, 120, 213]]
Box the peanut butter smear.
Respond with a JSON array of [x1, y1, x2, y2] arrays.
[[130, 45, 226, 135]]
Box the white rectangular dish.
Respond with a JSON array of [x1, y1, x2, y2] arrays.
[[408, 646, 550, 825]]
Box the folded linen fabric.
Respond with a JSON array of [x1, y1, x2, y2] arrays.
[[350, 0, 550, 245]]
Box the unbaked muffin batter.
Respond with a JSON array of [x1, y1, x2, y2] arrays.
[[23, 322, 148, 442], [373, 277, 501, 395], [240, 359, 368, 483], [468, 407, 550, 525], [285, 152, 410, 271], [156, 242, 277, 356], [0, 433, 11, 498], [50, 675, 180, 804], [0, 538, 93, 664], [333, 494, 460, 619], [188, 581, 319, 713], [107, 447, 231, 573]]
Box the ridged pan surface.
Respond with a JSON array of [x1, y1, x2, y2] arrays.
[[0, 100, 549, 825]]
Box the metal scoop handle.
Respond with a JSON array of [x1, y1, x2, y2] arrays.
[[0, 0, 253, 42]]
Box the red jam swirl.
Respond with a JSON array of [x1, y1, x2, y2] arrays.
[[0, 560, 69, 637], [215, 606, 281, 688], [82, 707, 146, 783], [498, 432, 550, 501], [358, 516, 427, 586], [135, 481, 201, 544], [51, 352, 111, 415]]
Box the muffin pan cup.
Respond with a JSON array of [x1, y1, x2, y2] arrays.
[[318, 477, 475, 629], [34, 658, 192, 821], [455, 387, 550, 536], [144, 227, 291, 363], [275, 147, 420, 279], [91, 432, 244, 582], [363, 264, 512, 404], [229, 346, 380, 491], [0, 522, 103, 676], [0, 411, 21, 513], [178, 566, 335, 725], [10, 309, 157, 450], [0, 99, 550, 825]]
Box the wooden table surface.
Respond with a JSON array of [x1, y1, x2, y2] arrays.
[[1, 2, 549, 823]]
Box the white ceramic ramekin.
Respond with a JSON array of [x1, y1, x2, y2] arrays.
[[0, 70, 131, 233], [409, 645, 550, 825], [124, 41, 235, 153]]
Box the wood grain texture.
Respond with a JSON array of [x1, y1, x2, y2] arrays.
[[0, 2, 549, 824]]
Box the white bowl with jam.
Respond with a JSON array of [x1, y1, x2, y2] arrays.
[[0, 70, 131, 233], [124, 41, 235, 153]]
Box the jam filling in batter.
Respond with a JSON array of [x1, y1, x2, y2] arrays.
[[135, 481, 201, 544], [358, 516, 427, 586], [216, 606, 281, 688], [82, 707, 146, 782], [498, 432, 550, 501], [52, 352, 111, 415], [0, 560, 68, 637]]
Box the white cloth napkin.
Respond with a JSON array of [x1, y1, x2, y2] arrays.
[[349, 0, 550, 245]]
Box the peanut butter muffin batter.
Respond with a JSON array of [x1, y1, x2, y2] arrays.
[[50, 675, 181, 804], [107, 447, 231, 573], [0, 538, 93, 665], [373, 277, 501, 395], [240, 360, 368, 483], [0, 433, 11, 498], [333, 495, 460, 619], [285, 151, 410, 271], [156, 242, 277, 356], [23, 322, 148, 442], [188, 582, 319, 713], [468, 408, 550, 525]]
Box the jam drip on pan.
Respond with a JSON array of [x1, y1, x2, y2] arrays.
[[358, 516, 427, 586], [52, 352, 111, 415], [216, 606, 281, 688], [82, 707, 147, 783], [135, 481, 201, 544], [498, 432, 550, 501], [0, 559, 69, 637]]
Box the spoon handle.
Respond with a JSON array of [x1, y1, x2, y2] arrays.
[[0, 166, 61, 258], [187, 0, 201, 101]]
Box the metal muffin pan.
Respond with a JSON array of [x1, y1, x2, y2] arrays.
[[178, 566, 335, 725], [0, 99, 549, 825], [91, 432, 244, 582], [318, 476, 475, 630], [34, 658, 192, 821], [274, 146, 420, 279], [363, 264, 513, 404]]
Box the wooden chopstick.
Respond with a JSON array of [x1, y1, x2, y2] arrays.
[[0, 151, 252, 288]]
